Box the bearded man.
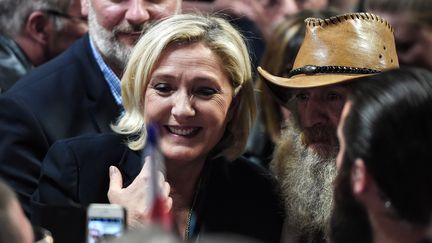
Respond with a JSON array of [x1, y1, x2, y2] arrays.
[[258, 12, 399, 242], [0, 0, 181, 218]]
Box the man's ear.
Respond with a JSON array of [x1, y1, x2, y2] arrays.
[[351, 158, 369, 195], [25, 11, 51, 45], [80, 0, 89, 16]]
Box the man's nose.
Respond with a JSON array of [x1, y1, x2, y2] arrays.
[[125, 0, 151, 26], [301, 99, 330, 127]]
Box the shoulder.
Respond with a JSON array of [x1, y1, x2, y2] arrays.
[[203, 157, 284, 243], [40, 133, 132, 198], [207, 156, 281, 201], [35, 133, 133, 209], [49, 133, 126, 160], [54, 132, 124, 146], [215, 156, 276, 186], [0, 35, 107, 127], [3, 35, 97, 96]]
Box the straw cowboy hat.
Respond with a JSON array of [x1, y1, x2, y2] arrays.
[[258, 13, 399, 92]]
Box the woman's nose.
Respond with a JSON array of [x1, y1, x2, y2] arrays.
[[171, 93, 196, 119]]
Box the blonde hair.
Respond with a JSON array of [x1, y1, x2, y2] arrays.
[[112, 13, 256, 161]]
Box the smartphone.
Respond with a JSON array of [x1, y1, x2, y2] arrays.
[[87, 204, 126, 243]]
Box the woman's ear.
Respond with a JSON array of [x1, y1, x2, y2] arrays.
[[351, 158, 368, 195]]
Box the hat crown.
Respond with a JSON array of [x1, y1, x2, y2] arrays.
[[294, 12, 398, 71], [257, 12, 400, 90]]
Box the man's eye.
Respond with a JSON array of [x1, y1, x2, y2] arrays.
[[152, 83, 173, 93], [327, 92, 343, 101], [195, 87, 218, 97], [295, 93, 309, 101]]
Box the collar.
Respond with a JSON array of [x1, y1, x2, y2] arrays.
[[0, 35, 33, 70], [89, 38, 123, 106]]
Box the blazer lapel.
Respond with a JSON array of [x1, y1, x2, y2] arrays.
[[117, 148, 142, 187], [78, 34, 122, 133], [89, 90, 120, 133]]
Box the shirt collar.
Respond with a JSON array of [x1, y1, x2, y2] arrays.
[[89, 38, 123, 106]]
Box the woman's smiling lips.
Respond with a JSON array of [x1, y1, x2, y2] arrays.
[[165, 125, 201, 137]]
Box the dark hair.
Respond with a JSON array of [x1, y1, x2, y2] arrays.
[[343, 67, 432, 225]]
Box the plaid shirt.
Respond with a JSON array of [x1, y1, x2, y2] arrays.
[[89, 38, 122, 106]]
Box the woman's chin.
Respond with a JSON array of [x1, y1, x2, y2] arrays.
[[163, 149, 205, 165]]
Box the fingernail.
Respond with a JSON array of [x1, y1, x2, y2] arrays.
[[109, 166, 115, 176]]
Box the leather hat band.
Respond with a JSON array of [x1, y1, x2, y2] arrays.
[[288, 65, 381, 78]]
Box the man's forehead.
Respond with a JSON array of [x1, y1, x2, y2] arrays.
[[292, 84, 351, 94]]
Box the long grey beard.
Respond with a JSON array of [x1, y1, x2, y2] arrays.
[[271, 125, 337, 237]]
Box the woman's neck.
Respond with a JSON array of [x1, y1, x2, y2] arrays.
[[166, 158, 206, 239], [166, 158, 204, 201]]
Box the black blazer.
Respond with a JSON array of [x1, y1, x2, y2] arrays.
[[0, 34, 120, 215], [32, 133, 284, 243]]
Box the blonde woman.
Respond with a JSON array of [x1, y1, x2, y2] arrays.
[[32, 14, 284, 243]]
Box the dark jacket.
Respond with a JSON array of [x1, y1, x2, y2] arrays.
[[0, 34, 120, 216], [32, 133, 284, 243], [0, 35, 33, 93]]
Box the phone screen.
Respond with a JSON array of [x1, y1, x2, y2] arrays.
[[87, 217, 124, 243]]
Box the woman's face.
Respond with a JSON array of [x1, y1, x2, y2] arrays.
[[144, 42, 234, 166]]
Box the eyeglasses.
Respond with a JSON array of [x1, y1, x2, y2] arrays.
[[43, 9, 87, 23]]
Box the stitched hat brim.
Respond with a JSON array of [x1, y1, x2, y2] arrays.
[[258, 66, 372, 89]]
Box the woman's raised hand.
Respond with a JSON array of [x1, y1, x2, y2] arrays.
[[107, 157, 172, 229]]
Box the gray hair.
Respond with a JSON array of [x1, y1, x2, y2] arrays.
[[0, 0, 73, 37]]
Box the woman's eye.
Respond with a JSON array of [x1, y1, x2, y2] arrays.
[[195, 87, 218, 97], [152, 83, 173, 93]]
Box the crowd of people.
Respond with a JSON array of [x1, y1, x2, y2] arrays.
[[0, 0, 431, 242]]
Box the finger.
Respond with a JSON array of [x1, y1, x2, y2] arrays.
[[164, 197, 173, 213], [161, 181, 170, 197], [130, 157, 151, 188], [108, 166, 123, 190], [141, 156, 151, 177], [157, 171, 165, 186], [108, 166, 123, 201]]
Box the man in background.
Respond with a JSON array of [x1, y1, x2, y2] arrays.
[[365, 0, 432, 70], [0, 0, 87, 93]]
